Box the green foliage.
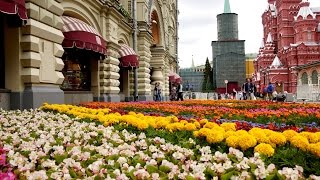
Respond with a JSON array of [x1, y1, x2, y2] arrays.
[[202, 57, 214, 92], [266, 146, 320, 176]]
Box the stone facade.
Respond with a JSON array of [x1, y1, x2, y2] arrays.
[[254, 0, 320, 94], [0, 0, 179, 109]]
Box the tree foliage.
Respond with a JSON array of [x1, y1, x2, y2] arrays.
[[202, 57, 214, 92]]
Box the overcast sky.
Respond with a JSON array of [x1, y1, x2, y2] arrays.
[[178, 0, 320, 68]]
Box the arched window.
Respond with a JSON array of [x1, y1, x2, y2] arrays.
[[311, 70, 318, 84], [307, 30, 312, 42], [301, 72, 308, 84]]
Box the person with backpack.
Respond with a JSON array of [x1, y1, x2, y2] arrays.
[[267, 82, 274, 101]]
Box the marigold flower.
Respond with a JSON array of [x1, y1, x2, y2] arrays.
[[254, 143, 275, 157], [184, 123, 197, 131], [290, 135, 309, 151], [308, 143, 320, 157], [300, 132, 319, 144], [238, 134, 257, 150], [203, 122, 219, 129], [283, 130, 298, 141], [226, 136, 238, 148], [206, 130, 224, 144], [220, 123, 236, 132], [225, 131, 236, 138], [269, 132, 287, 146]]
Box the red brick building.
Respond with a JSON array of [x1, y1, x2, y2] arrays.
[[254, 0, 320, 94]]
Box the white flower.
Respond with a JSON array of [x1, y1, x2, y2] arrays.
[[116, 173, 129, 180], [28, 170, 48, 180], [29, 151, 38, 163], [151, 173, 160, 180], [117, 157, 127, 165], [108, 160, 115, 166], [50, 172, 63, 179], [172, 152, 185, 160], [133, 169, 150, 179], [138, 133, 146, 139], [267, 164, 276, 173]]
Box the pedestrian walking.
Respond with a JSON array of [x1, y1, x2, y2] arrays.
[[176, 83, 184, 101], [242, 78, 254, 100], [267, 82, 274, 101], [154, 82, 162, 101]]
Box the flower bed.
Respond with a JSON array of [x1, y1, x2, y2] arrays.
[[3, 109, 320, 179], [81, 101, 320, 131], [40, 103, 320, 176]]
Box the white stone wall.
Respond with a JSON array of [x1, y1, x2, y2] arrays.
[[23, 0, 65, 85]]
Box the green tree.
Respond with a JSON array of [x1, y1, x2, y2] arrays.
[[202, 57, 213, 92]]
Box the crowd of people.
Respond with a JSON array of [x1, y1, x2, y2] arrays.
[[219, 78, 286, 102], [154, 78, 286, 102], [154, 82, 184, 102]]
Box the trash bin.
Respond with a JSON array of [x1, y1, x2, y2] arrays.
[[192, 93, 196, 99]]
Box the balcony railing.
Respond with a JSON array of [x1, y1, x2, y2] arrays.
[[101, 0, 132, 20]]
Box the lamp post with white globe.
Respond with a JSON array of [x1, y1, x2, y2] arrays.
[[224, 80, 228, 94]]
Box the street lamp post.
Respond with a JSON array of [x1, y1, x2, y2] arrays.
[[224, 80, 228, 94]]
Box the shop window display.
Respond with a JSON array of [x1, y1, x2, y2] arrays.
[[61, 50, 92, 91]]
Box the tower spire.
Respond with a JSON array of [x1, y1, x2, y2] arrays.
[[224, 0, 231, 13], [191, 55, 195, 68]]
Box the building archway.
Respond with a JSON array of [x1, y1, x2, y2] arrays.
[[61, 0, 102, 35], [60, 15, 107, 104], [151, 10, 161, 46]]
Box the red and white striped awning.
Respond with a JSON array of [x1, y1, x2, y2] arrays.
[[119, 43, 139, 68], [0, 0, 28, 20], [169, 71, 181, 82], [61, 16, 107, 55]]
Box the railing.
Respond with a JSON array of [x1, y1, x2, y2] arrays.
[[104, 0, 132, 20]]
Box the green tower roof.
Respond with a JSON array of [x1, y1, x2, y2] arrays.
[[224, 0, 231, 13]]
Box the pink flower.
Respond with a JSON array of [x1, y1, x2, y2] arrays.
[[0, 154, 7, 166], [0, 171, 16, 180]]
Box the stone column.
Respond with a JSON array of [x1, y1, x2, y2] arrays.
[[134, 30, 153, 101], [14, 0, 65, 109], [163, 60, 170, 100], [150, 47, 165, 76], [99, 42, 120, 102]]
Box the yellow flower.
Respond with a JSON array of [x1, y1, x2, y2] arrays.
[[198, 128, 211, 137], [203, 122, 219, 129], [249, 128, 269, 144], [193, 131, 200, 137], [308, 142, 320, 157], [184, 123, 197, 131], [226, 136, 238, 148], [235, 130, 249, 136], [254, 143, 275, 157], [283, 130, 298, 141], [238, 134, 257, 150], [220, 123, 236, 132], [225, 131, 236, 138], [206, 130, 224, 144], [269, 132, 287, 146], [300, 132, 319, 143], [194, 122, 201, 129], [290, 135, 309, 151], [199, 119, 209, 125]]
